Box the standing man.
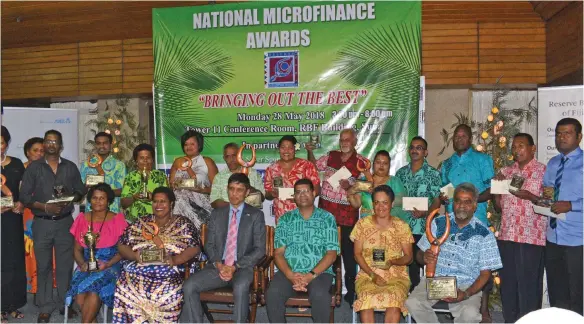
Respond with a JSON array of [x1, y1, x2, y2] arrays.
[[395, 136, 442, 291], [181, 173, 266, 323], [79, 131, 126, 212], [405, 183, 502, 323], [266, 179, 340, 323], [440, 124, 495, 321], [493, 133, 547, 322], [543, 118, 583, 315], [20, 130, 86, 323], [210, 142, 264, 209], [306, 128, 364, 305]]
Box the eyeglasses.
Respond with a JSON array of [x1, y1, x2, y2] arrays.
[[44, 140, 58, 145], [294, 189, 312, 196], [409, 145, 426, 151]]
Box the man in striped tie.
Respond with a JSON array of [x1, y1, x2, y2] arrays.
[[180, 173, 266, 323], [543, 118, 583, 315]]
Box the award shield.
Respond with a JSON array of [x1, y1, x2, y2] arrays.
[[353, 157, 372, 192], [236, 144, 257, 176], [425, 209, 457, 300], [509, 174, 525, 192], [175, 178, 197, 189], [244, 192, 263, 208], [83, 225, 99, 272], [539, 186, 555, 207], [49, 185, 75, 204], [273, 176, 284, 189], [372, 247, 389, 269], [139, 220, 165, 264], [0, 174, 13, 208], [86, 153, 105, 186], [309, 132, 321, 147]]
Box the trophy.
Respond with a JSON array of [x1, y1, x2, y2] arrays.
[[353, 157, 373, 192], [83, 224, 99, 272], [509, 174, 526, 192], [175, 156, 196, 188], [372, 247, 389, 269], [236, 143, 257, 176], [86, 153, 105, 186], [139, 219, 165, 264], [0, 174, 14, 208], [140, 167, 149, 200], [425, 208, 457, 300]]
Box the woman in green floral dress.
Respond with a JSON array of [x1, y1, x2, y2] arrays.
[[121, 144, 168, 222]]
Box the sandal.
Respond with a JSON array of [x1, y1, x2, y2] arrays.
[[8, 311, 23, 319], [37, 313, 51, 323]]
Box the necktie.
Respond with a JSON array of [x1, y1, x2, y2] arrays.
[[224, 209, 238, 266], [550, 157, 568, 229]]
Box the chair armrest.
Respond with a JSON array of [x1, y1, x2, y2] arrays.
[[333, 256, 342, 306]]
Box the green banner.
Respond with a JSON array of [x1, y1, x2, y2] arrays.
[[153, 1, 420, 171]]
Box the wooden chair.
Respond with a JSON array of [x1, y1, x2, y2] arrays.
[[258, 226, 343, 323], [193, 223, 271, 323]]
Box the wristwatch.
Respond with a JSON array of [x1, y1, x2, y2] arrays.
[[309, 270, 318, 279]]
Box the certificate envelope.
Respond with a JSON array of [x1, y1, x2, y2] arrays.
[[327, 166, 352, 190], [491, 180, 511, 195], [279, 188, 295, 200], [440, 183, 455, 198], [403, 197, 428, 211], [532, 205, 566, 220]]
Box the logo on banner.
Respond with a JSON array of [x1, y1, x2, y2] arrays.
[[264, 51, 299, 89]]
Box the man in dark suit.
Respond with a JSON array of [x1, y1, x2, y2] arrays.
[[180, 173, 266, 323]]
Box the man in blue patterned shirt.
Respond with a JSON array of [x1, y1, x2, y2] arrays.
[[80, 132, 126, 212], [266, 178, 340, 323], [406, 183, 502, 323], [395, 136, 442, 291]]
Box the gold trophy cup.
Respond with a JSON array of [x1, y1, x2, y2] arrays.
[[83, 224, 100, 272], [86, 153, 105, 186], [425, 209, 457, 300], [140, 167, 149, 200], [139, 220, 165, 264], [0, 174, 14, 208], [236, 144, 257, 176]]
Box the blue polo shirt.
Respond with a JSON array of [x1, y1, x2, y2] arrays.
[[441, 148, 494, 225], [418, 214, 502, 289]]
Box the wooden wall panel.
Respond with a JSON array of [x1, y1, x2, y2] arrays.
[[122, 39, 154, 94], [478, 22, 546, 84], [545, 1, 583, 85]]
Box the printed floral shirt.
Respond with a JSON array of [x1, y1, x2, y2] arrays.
[[264, 158, 320, 222], [499, 159, 547, 246], [121, 170, 168, 222], [80, 155, 126, 212]]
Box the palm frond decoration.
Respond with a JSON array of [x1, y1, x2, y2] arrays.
[[333, 22, 421, 164], [153, 21, 234, 163]]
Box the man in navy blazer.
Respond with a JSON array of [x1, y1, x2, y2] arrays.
[[180, 173, 266, 323]]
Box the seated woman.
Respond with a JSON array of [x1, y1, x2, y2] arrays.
[[66, 183, 128, 323], [113, 186, 201, 323], [121, 143, 168, 223], [347, 150, 408, 221], [169, 130, 218, 231], [351, 185, 414, 323]]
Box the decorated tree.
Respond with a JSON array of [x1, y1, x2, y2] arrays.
[[85, 97, 148, 170], [438, 81, 537, 309]]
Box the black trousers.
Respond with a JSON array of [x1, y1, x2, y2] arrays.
[[340, 225, 357, 301], [408, 234, 423, 292], [498, 240, 545, 322], [545, 241, 583, 315]]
